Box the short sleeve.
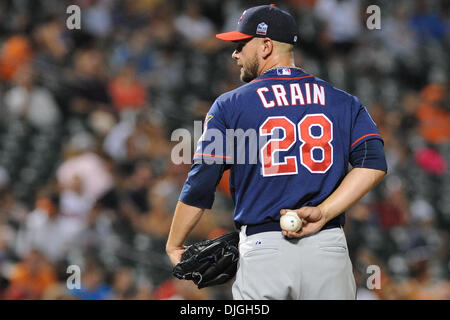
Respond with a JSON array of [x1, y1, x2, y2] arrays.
[[179, 163, 227, 209], [193, 99, 233, 164], [350, 96, 383, 151], [179, 99, 231, 209]]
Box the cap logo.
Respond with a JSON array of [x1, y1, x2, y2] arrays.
[[256, 22, 268, 35], [238, 10, 246, 24]]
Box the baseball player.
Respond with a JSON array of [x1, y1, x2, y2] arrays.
[[166, 4, 387, 299]]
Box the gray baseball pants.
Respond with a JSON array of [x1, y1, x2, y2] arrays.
[[232, 226, 356, 300]]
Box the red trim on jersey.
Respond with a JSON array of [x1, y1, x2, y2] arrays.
[[251, 75, 314, 83], [351, 133, 382, 148], [194, 153, 232, 159]]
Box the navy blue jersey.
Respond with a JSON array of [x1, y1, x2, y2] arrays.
[[180, 67, 383, 228]]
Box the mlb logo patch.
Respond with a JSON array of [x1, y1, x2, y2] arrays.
[[277, 68, 291, 76], [256, 22, 268, 35]]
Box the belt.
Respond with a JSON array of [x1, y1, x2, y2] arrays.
[[245, 220, 342, 236]]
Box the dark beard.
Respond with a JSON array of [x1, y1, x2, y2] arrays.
[[240, 54, 259, 83]]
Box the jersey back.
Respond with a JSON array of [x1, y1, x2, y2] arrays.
[[181, 67, 383, 227]]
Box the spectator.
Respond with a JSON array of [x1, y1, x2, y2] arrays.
[[59, 175, 94, 242], [82, 0, 114, 38], [67, 48, 112, 116], [314, 0, 362, 54], [110, 266, 137, 299], [410, 0, 446, 42], [57, 145, 114, 203], [416, 83, 449, 145], [109, 64, 148, 113], [174, 1, 215, 45], [4, 249, 57, 299], [110, 29, 156, 80], [380, 3, 418, 59], [15, 193, 73, 262], [0, 0, 448, 301], [0, 35, 32, 81], [3, 63, 61, 130], [70, 258, 113, 300]]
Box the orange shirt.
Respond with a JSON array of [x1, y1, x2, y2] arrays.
[[9, 263, 57, 297], [416, 104, 450, 144], [109, 79, 147, 111], [416, 84, 450, 144], [0, 35, 32, 80]]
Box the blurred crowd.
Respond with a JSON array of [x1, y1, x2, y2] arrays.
[[0, 0, 448, 300]]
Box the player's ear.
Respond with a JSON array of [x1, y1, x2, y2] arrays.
[[260, 38, 273, 59]]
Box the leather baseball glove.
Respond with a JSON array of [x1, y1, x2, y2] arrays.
[[172, 231, 240, 289]]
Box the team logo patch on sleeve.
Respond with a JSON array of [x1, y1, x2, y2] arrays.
[[205, 114, 214, 125], [256, 22, 268, 35], [198, 114, 214, 142]]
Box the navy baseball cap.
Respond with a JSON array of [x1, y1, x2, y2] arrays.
[[216, 4, 298, 45]]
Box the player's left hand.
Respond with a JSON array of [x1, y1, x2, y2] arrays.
[[166, 246, 187, 266], [280, 207, 327, 238]]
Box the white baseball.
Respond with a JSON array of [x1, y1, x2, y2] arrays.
[[280, 211, 302, 232]]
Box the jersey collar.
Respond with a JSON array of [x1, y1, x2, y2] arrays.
[[251, 66, 310, 82]]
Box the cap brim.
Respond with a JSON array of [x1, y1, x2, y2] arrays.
[[216, 31, 253, 42]]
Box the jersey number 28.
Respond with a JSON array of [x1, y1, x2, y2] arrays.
[[259, 114, 333, 176]]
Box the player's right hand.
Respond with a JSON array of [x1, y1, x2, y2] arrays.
[[280, 207, 327, 238]]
